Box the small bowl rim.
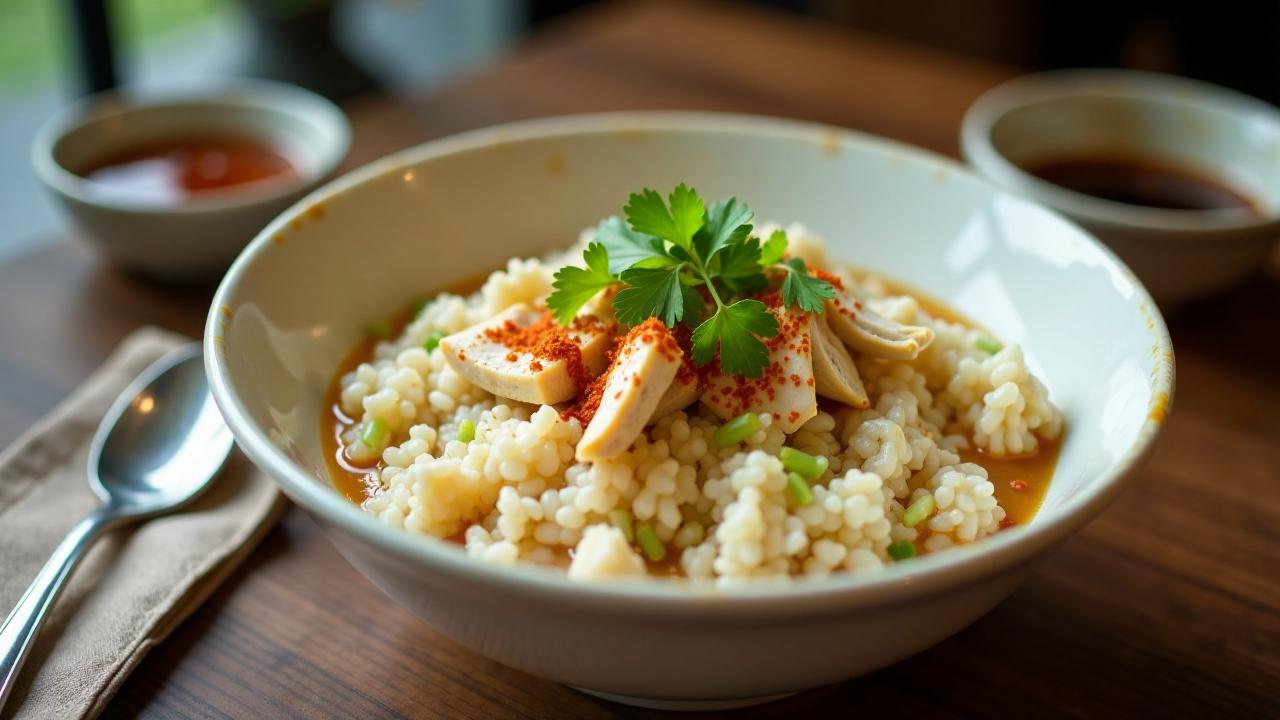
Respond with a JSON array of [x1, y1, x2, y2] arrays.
[[961, 68, 1280, 235], [31, 78, 351, 216], [206, 111, 1175, 616]]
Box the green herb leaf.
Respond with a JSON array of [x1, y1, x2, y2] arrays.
[[759, 229, 788, 266], [780, 257, 836, 313], [716, 236, 765, 293], [694, 197, 753, 262], [593, 216, 666, 274], [679, 283, 706, 327], [624, 184, 705, 250], [615, 265, 686, 326], [668, 184, 706, 250], [547, 242, 619, 324], [567, 184, 820, 378], [691, 299, 778, 377]]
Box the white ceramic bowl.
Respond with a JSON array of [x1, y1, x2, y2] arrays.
[[962, 69, 1280, 307], [33, 80, 349, 282], [205, 113, 1174, 709]]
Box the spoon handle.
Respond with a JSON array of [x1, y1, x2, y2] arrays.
[[0, 508, 113, 710]]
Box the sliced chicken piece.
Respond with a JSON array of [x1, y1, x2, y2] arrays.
[[826, 289, 934, 360], [440, 304, 610, 405], [809, 313, 870, 408], [566, 287, 618, 376], [701, 302, 817, 433], [577, 320, 684, 462], [566, 318, 613, 376], [648, 369, 700, 422]]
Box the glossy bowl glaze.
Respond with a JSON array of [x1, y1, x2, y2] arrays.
[[205, 113, 1173, 709]]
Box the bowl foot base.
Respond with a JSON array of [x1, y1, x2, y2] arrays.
[[572, 686, 795, 711]]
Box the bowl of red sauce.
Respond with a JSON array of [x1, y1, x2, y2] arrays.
[[33, 80, 349, 281]]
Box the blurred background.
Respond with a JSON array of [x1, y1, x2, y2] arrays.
[[2, 0, 1276, 261]]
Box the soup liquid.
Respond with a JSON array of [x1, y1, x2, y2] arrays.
[[81, 136, 296, 202]]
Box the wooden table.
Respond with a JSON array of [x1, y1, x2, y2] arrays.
[[2, 2, 1276, 717]]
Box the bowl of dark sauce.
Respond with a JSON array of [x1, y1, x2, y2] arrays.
[[1024, 154, 1260, 214], [33, 80, 349, 281], [962, 70, 1280, 306]]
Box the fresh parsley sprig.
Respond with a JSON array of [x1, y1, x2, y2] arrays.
[[547, 184, 835, 377]]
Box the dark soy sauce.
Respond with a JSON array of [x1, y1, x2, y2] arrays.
[[1021, 154, 1259, 213]]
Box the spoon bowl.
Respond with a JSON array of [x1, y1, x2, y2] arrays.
[[88, 345, 234, 513]]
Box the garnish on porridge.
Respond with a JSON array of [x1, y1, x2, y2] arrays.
[[324, 185, 1065, 585]]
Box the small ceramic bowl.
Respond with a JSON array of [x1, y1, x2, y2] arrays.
[[205, 113, 1173, 709], [33, 79, 349, 281], [962, 69, 1280, 307]]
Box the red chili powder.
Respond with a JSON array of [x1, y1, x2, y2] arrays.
[[563, 318, 679, 426], [821, 269, 864, 319], [813, 267, 845, 292], [483, 311, 592, 391]]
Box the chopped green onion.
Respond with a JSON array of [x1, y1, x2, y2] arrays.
[[714, 412, 761, 448], [365, 319, 392, 339], [457, 419, 476, 444], [903, 493, 935, 528], [786, 472, 814, 507], [635, 522, 667, 562], [887, 540, 917, 561], [411, 297, 430, 316], [609, 509, 635, 542], [975, 337, 1003, 355], [360, 417, 388, 449], [779, 447, 828, 480], [423, 331, 445, 352]]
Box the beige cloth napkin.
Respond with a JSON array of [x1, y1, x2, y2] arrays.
[[0, 328, 284, 719]]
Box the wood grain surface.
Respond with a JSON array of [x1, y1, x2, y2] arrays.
[[0, 1, 1275, 717]]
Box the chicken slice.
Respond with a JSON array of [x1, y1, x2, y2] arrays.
[[701, 302, 817, 433], [567, 287, 619, 376], [577, 320, 684, 462], [566, 316, 613, 376], [440, 304, 610, 405], [826, 289, 934, 360], [648, 370, 700, 422], [809, 313, 870, 408]]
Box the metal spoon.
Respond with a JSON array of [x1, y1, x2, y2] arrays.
[[0, 344, 233, 709]]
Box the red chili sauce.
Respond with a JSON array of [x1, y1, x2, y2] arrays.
[[80, 136, 297, 202]]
